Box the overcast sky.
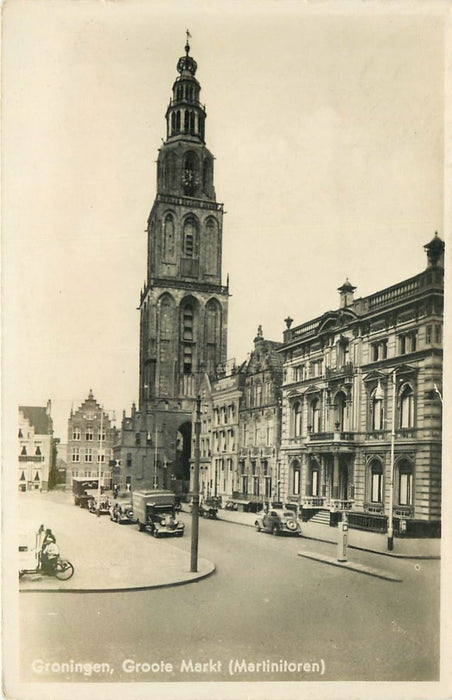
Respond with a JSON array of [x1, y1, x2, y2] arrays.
[[2, 0, 447, 440]]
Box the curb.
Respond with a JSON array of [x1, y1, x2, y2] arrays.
[[298, 552, 403, 582], [217, 516, 440, 560], [19, 562, 216, 594]]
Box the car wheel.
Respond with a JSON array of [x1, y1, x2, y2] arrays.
[[272, 525, 279, 536], [286, 519, 297, 532], [255, 521, 261, 532], [152, 528, 159, 538]]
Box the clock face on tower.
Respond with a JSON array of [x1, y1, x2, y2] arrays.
[[182, 168, 199, 193]]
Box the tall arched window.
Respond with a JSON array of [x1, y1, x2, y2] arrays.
[[159, 295, 174, 340], [292, 401, 302, 437], [205, 299, 221, 377], [309, 459, 320, 496], [292, 460, 301, 496], [400, 385, 414, 428], [397, 459, 413, 506], [181, 301, 196, 376], [334, 391, 347, 430], [183, 217, 198, 258], [205, 217, 218, 274], [371, 385, 384, 431], [310, 398, 321, 433], [163, 214, 175, 261], [369, 459, 383, 503]]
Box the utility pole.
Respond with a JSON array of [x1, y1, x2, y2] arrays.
[[387, 369, 396, 550], [190, 395, 201, 573]]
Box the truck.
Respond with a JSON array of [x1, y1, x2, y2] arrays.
[[132, 490, 185, 538], [72, 477, 99, 508]]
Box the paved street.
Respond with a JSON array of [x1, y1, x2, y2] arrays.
[[15, 492, 440, 685]]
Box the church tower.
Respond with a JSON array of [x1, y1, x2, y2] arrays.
[[132, 36, 229, 492]]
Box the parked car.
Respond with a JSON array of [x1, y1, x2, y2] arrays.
[[255, 508, 303, 536], [109, 491, 134, 523], [87, 491, 111, 515]]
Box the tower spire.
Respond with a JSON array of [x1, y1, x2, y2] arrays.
[[185, 29, 191, 54]]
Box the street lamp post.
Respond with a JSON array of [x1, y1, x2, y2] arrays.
[[190, 395, 201, 573], [387, 369, 397, 551], [153, 425, 158, 489], [96, 406, 104, 518]]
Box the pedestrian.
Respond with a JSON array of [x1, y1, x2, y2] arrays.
[[40, 529, 59, 572]]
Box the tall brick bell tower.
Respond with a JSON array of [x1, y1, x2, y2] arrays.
[[133, 35, 229, 493]]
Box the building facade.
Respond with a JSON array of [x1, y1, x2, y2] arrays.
[[234, 328, 283, 510], [196, 362, 244, 503], [115, 38, 229, 493], [279, 234, 444, 536], [66, 390, 115, 488], [18, 401, 55, 492], [190, 328, 283, 511]]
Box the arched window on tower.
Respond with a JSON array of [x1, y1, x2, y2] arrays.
[[184, 217, 198, 256], [182, 217, 199, 277], [205, 217, 218, 275], [181, 303, 195, 375], [163, 214, 175, 261], [205, 299, 221, 377], [157, 294, 175, 395]]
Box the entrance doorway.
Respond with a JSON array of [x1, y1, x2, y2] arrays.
[[339, 461, 348, 500], [174, 421, 192, 495]]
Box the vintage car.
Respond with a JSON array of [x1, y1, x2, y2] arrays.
[[109, 491, 134, 524], [72, 477, 100, 508], [133, 490, 185, 538], [87, 491, 111, 515], [255, 508, 303, 536]]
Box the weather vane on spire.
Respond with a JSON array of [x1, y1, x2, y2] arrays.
[[185, 29, 191, 54]]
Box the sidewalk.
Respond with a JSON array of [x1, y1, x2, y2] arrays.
[[215, 508, 441, 559], [18, 491, 214, 592]]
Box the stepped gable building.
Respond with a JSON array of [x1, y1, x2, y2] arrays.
[[18, 401, 55, 492], [114, 37, 229, 493], [66, 390, 115, 488], [190, 327, 283, 511], [278, 234, 444, 537], [235, 327, 283, 510]]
